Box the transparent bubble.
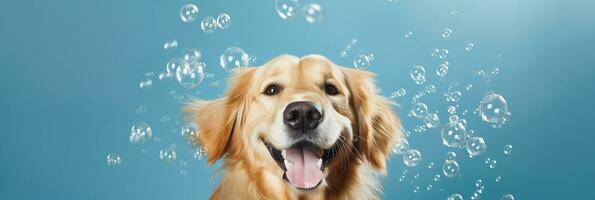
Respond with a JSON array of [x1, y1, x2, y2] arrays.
[[166, 58, 184, 75], [303, 3, 323, 23], [163, 40, 178, 51], [106, 153, 122, 166], [442, 28, 453, 38], [390, 88, 407, 98], [200, 16, 218, 34], [479, 93, 511, 127], [447, 105, 456, 114], [413, 186, 420, 193], [158, 72, 173, 81], [130, 121, 152, 143], [428, 162, 435, 169], [466, 137, 487, 157], [442, 160, 460, 177], [134, 104, 148, 114], [180, 169, 188, 176], [176, 61, 205, 89], [217, 13, 231, 30], [449, 115, 460, 123], [403, 149, 422, 167], [475, 179, 483, 187], [160, 146, 177, 163], [353, 54, 371, 69], [450, 10, 458, 15], [192, 146, 207, 160], [220, 47, 249, 71], [496, 176, 502, 182], [339, 50, 347, 58], [434, 174, 441, 182], [182, 49, 202, 62], [436, 63, 449, 77], [501, 194, 515, 200], [445, 91, 462, 102], [447, 194, 463, 200], [426, 184, 433, 191], [139, 78, 153, 90], [249, 55, 258, 66], [504, 144, 513, 155], [424, 113, 441, 128], [392, 139, 409, 154], [438, 49, 449, 59], [466, 43, 475, 51], [441, 121, 468, 148], [405, 31, 413, 38], [466, 84, 473, 91], [179, 4, 199, 22], [410, 65, 426, 85], [276, 0, 300, 20], [487, 159, 497, 168], [410, 102, 428, 118], [445, 151, 457, 161], [180, 124, 197, 139]]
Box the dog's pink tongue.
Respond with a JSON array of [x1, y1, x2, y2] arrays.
[[285, 146, 323, 189]]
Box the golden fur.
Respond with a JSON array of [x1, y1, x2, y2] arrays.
[[185, 55, 403, 200]]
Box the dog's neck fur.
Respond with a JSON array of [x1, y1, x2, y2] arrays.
[[211, 159, 382, 200]]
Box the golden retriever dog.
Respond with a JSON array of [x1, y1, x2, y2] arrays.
[[186, 55, 403, 200]]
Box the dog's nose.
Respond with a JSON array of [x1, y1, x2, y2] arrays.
[[283, 101, 323, 133]]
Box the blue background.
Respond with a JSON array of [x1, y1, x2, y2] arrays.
[[1, 0, 594, 199]]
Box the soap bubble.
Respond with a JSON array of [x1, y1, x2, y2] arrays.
[[479, 93, 511, 127], [445, 91, 462, 102], [134, 104, 148, 114], [276, 0, 300, 20], [441, 121, 468, 148], [166, 58, 184, 75], [403, 149, 422, 167], [217, 13, 231, 30], [466, 137, 487, 157], [475, 179, 483, 188], [392, 139, 409, 154], [176, 61, 205, 89], [410, 65, 426, 84], [424, 113, 441, 128], [504, 144, 513, 155], [182, 49, 202, 62], [390, 88, 407, 98], [139, 78, 153, 90], [433, 174, 441, 181], [179, 4, 199, 22], [447, 105, 456, 114], [405, 31, 413, 38], [163, 40, 178, 51], [436, 63, 449, 77], [501, 194, 515, 200], [496, 176, 502, 182], [200, 16, 217, 33], [160, 146, 177, 163], [442, 28, 453, 38], [192, 146, 207, 160], [448, 115, 460, 123], [180, 124, 197, 139], [353, 54, 372, 69], [130, 121, 152, 144], [410, 102, 428, 118], [106, 153, 122, 166], [303, 3, 323, 23], [445, 151, 457, 161], [219, 47, 249, 71], [442, 160, 460, 177], [466, 43, 475, 51], [487, 159, 497, 168], [431, 48, 449, 59], [447, 194, 463, 200]]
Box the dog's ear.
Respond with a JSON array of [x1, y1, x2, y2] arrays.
[[341, 67, 403, 172], [185, 67, 256, 164]]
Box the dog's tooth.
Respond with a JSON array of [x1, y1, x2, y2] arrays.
[[284, 159, 292, 168], [317, 158, 322, 168], [282, 150, 286, 159]]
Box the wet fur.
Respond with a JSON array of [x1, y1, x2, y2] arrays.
[[185, 55, 403, 200]]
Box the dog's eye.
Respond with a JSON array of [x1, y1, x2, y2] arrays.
[[264, 84, 280, 96], [325, 84, 339, 96]]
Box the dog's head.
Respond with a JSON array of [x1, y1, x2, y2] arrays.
[[186, 55, 402, 193]]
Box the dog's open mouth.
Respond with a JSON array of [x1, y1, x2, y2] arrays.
[[264, 141, 338, 190]]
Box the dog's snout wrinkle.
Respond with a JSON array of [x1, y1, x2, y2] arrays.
[[283, 101, 324, 134]]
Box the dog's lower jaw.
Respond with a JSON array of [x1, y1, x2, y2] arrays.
[[211, 159, 382, 200]]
